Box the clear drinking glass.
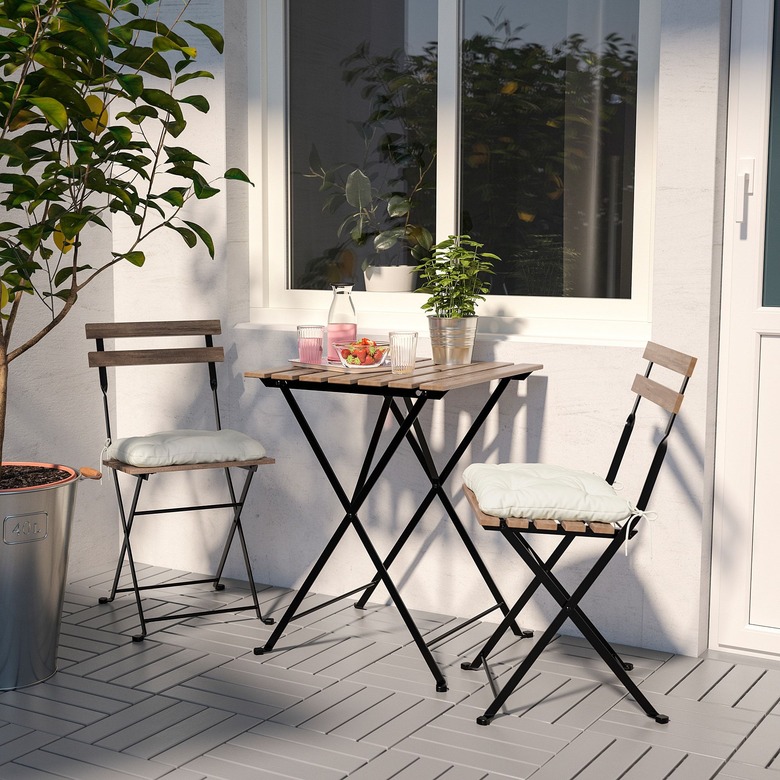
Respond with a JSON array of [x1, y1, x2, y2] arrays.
[[389, 331, 418, 375], [297, 325, 324, 363]]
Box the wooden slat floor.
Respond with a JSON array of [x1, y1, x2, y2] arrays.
[[2, 564, 780, 779]]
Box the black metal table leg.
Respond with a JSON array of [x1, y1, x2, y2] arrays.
[[252, 384, 450, 688], [354, 381, 529, 638]]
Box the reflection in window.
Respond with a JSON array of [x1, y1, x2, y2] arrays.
[[288, 1, 639, 299], [289, 1, 437, 290], [460, 2, 639, 297]]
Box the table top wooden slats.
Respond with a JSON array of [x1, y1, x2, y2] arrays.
[[245, 360, 543, 393]]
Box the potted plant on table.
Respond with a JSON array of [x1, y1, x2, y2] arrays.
[[0, 0, 250, 689], [415, 235, 498, 365]]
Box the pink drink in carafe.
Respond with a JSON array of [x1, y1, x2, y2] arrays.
[[326, 323, 357, 360]]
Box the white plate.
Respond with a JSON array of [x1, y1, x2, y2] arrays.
[[289, 357, 392, 372]]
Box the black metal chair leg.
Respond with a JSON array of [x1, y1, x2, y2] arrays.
[[99, 469, 136, 603], [475, 525, 667, 725], [120, 476, 149, 641], [477, 613, 566, 725]]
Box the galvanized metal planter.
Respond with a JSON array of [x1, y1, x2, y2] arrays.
[[0, 464, 78, 690], [428, 316, 479, 365]]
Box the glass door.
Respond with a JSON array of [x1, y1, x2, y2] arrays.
[[711, 0, 780, 656]]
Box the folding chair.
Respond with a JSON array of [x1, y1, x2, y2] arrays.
[[86, 320, 275, 640], [461, 341, 696, 725]]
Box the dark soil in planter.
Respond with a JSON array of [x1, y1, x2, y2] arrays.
[[0, 465, 73, 491]]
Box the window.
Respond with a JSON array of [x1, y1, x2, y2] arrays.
[[288, 1, 437, 290], [460, 2, 638, 298], [250, 1, 656, 339]]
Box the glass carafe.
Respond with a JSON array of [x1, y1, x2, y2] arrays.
[[326, 284, 357, 361]]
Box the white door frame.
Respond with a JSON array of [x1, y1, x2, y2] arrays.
[[711, 0, 780, 657]]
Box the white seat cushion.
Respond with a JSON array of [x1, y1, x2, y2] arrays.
[[462, 463, 635, 524], [105, 429, 266, 468]]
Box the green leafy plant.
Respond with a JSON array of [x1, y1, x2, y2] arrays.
[[0, 0, 251, 480], [307, 151, 434, 274], [304, 42, 437, 277], [415, 235, 497, 318]]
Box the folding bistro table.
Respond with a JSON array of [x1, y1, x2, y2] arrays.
[[245, 358, 543, 691]]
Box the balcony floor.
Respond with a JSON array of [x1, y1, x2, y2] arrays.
[[1, 565, 779, 779]]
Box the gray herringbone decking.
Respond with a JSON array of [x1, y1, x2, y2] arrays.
[[2, 565, 779, 779]]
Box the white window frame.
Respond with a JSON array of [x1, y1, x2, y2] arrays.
[[246, 0, 659, 344]]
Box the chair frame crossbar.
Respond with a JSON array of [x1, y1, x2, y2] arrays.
[[463, 341, 696, 725], [86, 320, 275, 640]]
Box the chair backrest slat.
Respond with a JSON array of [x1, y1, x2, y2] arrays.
[[86, 320, 227, 443], [643, 341, 697, 376], [85, 320, 221, 340], [631, 374, 684, 414], [605, 341, 696, 498], [88, 347, 224, 368]]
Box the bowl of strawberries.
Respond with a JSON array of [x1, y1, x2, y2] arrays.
[[333, 338, 389, 369]]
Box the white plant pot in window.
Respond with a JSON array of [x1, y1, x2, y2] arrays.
[[363, 265, 416, 292]]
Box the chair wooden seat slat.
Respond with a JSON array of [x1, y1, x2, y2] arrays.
[[461, 341, 696, 727], [86, 319, 275, 641]]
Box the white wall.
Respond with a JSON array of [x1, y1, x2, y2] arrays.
[[35, 0, 726, 658]]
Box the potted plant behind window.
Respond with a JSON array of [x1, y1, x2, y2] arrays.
[[416, 235, 497, 365], [0, 0, 250, 690], [304, 42, 436, 291], [307, 153, 433, 292]]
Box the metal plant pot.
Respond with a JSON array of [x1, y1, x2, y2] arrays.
[[428, 316, 479, 365], [0, 464, 79, 690]]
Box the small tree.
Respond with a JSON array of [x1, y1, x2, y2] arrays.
[[0, 0, 250, 481]]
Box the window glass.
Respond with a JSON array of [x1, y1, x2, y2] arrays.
[[460, 1, 639, 297], [288, 1, 438, 290], [764, 0, 780, 307]]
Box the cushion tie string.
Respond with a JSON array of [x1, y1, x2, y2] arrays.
[[623, 508, 658, 557]]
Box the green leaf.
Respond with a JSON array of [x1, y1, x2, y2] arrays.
[[183, 220, 214, 259], [152, 34, 179, 53], [117, 250, 145, 267], [345, 169, 372, 210], [164, 146, 205, 164], [170, 224, 197, 248], [183, 20, 224, 53], [116, 105, 158, 124], [117, 73, 144, 99], [141, 88, 183, 121], [386, 195, 410, 218], [224, 167, 254, 186], [174, 69, 214, 86], [180, 94, 209, 112], [374, 228, 403, 252], [60, 211, 94, 237], [158, 187, 186, 207], [59, 4, 109, 54], [121, 17, 189, 48], [26, 97, 67, 130], [53, 264, 91, 287], [164, 118, 187, 137], [193, 179, 219, 199], [0, 138, 29, 163], [114, 47, 171, 80], [107, 125, 133, 145]]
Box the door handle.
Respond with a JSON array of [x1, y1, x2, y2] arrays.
[[736, 157, 755, 223]]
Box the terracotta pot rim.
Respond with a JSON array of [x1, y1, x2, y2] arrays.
[[0, 462, 79, 493]]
